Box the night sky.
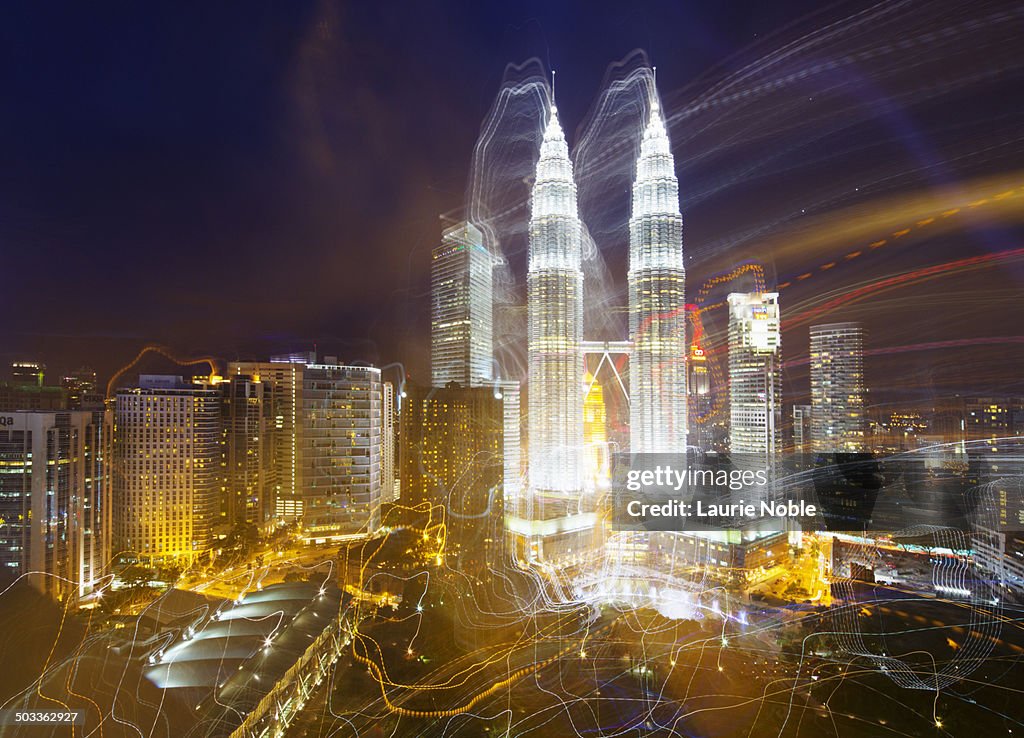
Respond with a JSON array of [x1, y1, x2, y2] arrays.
[[3, 1, 1022, 404]]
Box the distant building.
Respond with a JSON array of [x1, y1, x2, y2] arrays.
[[301, 363, 382, 541], [583, 373, 610, 490], [11, 361, 45, 388], [809, 322, 866, 452], [0, 381, 66, 411], [792, 404, 812, 454], [688, 343, 714, 449], [0, 410, 108, 600], [431, 222, 493, 388], [62, 367, 103, 410], [727, 293, 782, 467], [382, 381, 397, 503], [114, 375, 222, 564], [962, 397, 1022, 451]]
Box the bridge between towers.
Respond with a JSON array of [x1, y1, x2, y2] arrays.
[[581, 339, 631, 405]]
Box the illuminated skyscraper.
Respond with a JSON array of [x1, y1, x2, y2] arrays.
[[400, 382, 505, 573], [222, 374, 276, 533], [228, 360, 305, 522], [382, 380, 397, 503], [0, 410, 107, 601], [688, 344, 714, 449], [727, 293, 782, 466], [301, 363, 382, 541], [583, 373, 609, 490], [431, 222, 493, 388], [514, 104, 593, 565], [114, 375, 221, 564], [629, 95, 687, 453], [810, 322, 865, 453]]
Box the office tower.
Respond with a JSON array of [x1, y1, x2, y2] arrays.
[[11, 361, 45, 387], [960, 397, 1021, 451], [222, 374, 276, 533], [227, 361, 304, 522], [382, 381, 397, 503], [431, 222, 493, 388], [517, 103, 593, 566], [688, 343, 713, 449], [793, 404, 812, 453], [727, 293, 782, 466], [301, 363, 382, 541], [62, 367, 102, 410], [114, 375, 222, 564], [0, 410, 107, 601], [0, 381, 66, 410], [400, 382, 505, 574], [583, 373, 609, 490], [496, 379, 522, 522], [809, 322, 866, 453], [629, 94, 687, 453]]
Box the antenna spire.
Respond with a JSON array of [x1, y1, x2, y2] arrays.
[[551, 69, 556, 108]]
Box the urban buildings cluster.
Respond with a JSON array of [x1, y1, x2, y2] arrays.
[[2, 80, 1022, 607]]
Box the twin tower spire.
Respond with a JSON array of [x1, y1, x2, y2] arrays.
[[520, 74, 686, 565]]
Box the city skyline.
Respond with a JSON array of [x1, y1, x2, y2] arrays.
[[1, 2, 1023, 736]]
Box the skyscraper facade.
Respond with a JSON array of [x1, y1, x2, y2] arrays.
[[727, 293, 782, 465], [400, 382, 505, 574], [583, 373, 609, 490], [301, 363, 382, 541], [431, 222, 493, 388], [0, 410, 107, 601], [228, 360, 304, 522], [809, 322, 866, 453], [114, 375, 221, 564], [222, 374, 276, 533], [629, 97, 687, 453], [382, 380, 397, 503], [516, 105, 593, 565]]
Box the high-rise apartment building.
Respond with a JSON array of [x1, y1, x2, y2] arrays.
[[727, 293, 782, 466], [431, 222, 493, 388], [113, 375, 221, 564], [629, 95, 687, 453], [382, 381, 397, 503], [301, 363, 382, 541], [222, 374, 276, 533], [0, 410, 108, 601], [400, 382, 505, 574], [809, 322, 866, 453], [227, 360, 305, 522]]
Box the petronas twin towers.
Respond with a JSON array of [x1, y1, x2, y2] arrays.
[[518, 85, 686, 566]]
